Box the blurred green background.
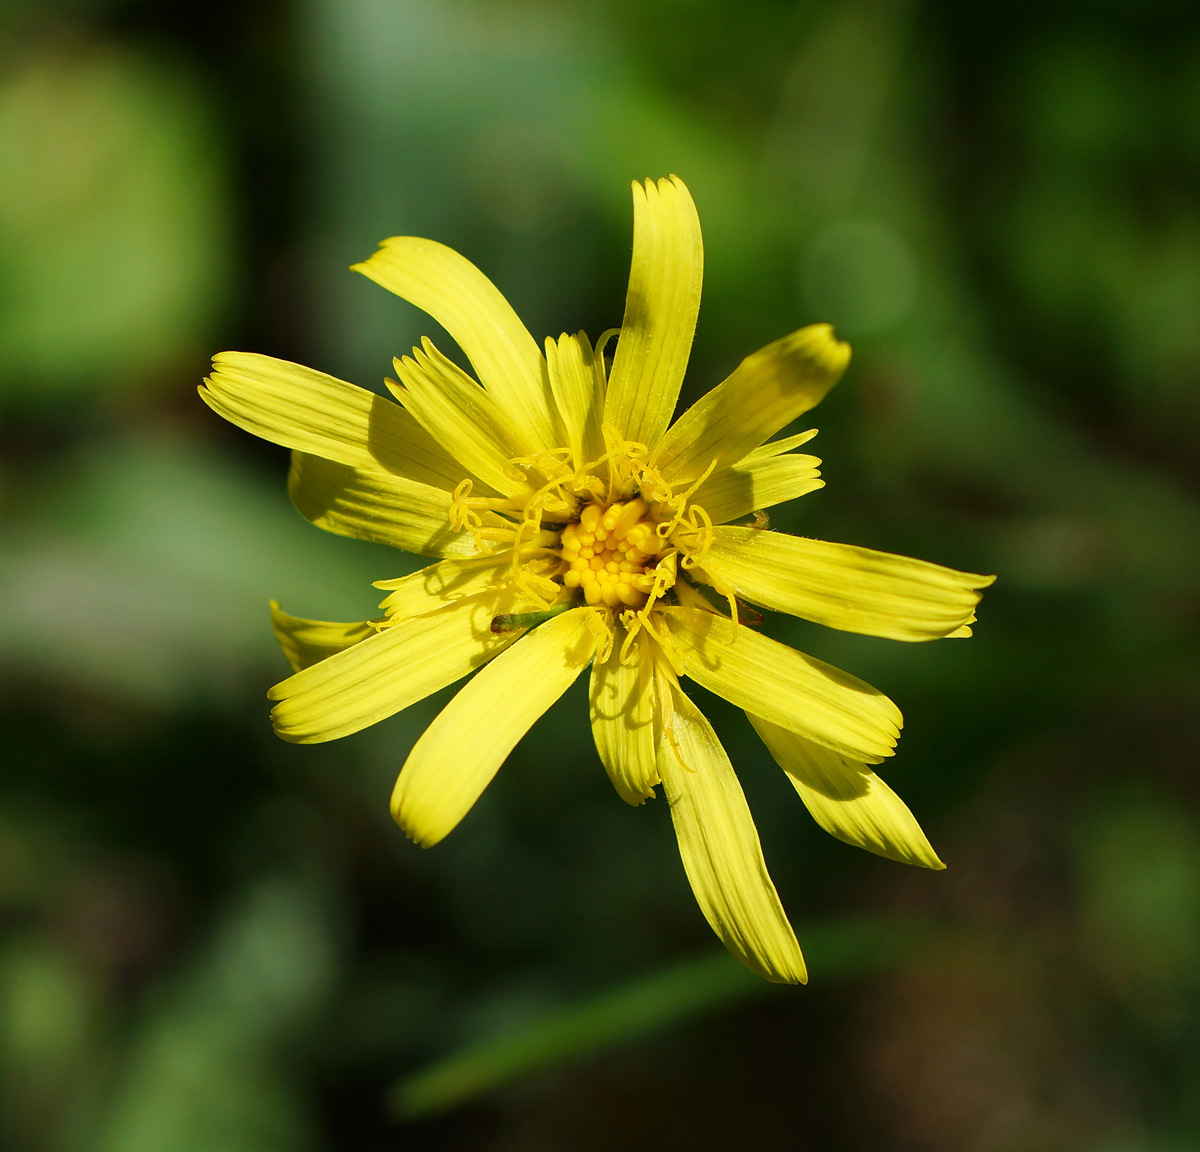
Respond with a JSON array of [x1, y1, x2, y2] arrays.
[[2, 0, 1200, 1148]]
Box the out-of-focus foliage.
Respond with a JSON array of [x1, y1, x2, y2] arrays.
[[1, 0, 1199, 1149], [0, 41, 228, 400], [390, 915, 930, 1121]]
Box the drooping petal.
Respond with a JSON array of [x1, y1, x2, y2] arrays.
[[374, 554, 538, 623], [748, 714, 944, 869], [391, 338, 537, 498], [287, 452, 500, 559], [701, 529, 996, 641], [662, 607, 901, 764], [687, 453, 824, 526], [545, 332, 605, 470], [392, 607, 600, 846], [653, 325, 850, 482], [269, 602, 375, 672], [657, 674, 807, 984], [589, 627, 658, 805], [268, 589, 520, 743], [604, 176, 703, 450], [200, 352, 466, 491], [352, 237, 558, 450]]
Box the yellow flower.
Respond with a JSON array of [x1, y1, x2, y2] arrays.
[[201, 176, 993, 984]]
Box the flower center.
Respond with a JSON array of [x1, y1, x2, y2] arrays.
[[558, 498, 667, 609]]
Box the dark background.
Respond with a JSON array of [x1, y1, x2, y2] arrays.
[[2, 0, 1200, 1148]]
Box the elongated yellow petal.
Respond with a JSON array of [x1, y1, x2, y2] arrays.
[[701, 529, 995, 641], [287, 452, 497, 559], [392, 608, 600, 846], [688, 453, 824, 526], [391, 338, 536, 498], [589, 628, 658, 805], [662, 607, 901, 764], [604, 176, 703, 449], [657, 676, 806, 984], [200, 352, 466, 491], [374, 554, 532, 622], [748, 714, 943, 869], [268, 589, 520, 743], [545, 332, 605, 471], [653, 325, 850, 482], [352, 237, 558, 450], [269, 602, 374, 673], [741, 428, 819, 461]]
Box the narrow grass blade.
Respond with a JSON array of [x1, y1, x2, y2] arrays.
[[389, 915, 930, 1120]]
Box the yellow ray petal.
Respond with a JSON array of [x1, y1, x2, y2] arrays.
[[701, 529, 996, 641], [268, 589, 520, 744], [391, 338, 537, 498], [374, 554, 529, 623], [545, 332, 605, 471], [392, 607, 600, 846], [604, 176, 703, 449], [352, 237, 558, 451], [200, 352, 466, 491], [657, 675, 807, 984], [662, 607, 901, 764], [589, 628, 658, 805], [740, 428, 819, 461], [687, 453, 824, 526], [748, 714, 944, 869], [653, 325, 850, 482], [287, 452, 500, 559], [269, 601, 374, 673]]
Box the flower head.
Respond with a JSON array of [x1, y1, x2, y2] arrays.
[[201, 176, 993, 983]]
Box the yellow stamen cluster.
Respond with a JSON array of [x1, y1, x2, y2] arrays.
[[559, 499, 665, 609]]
